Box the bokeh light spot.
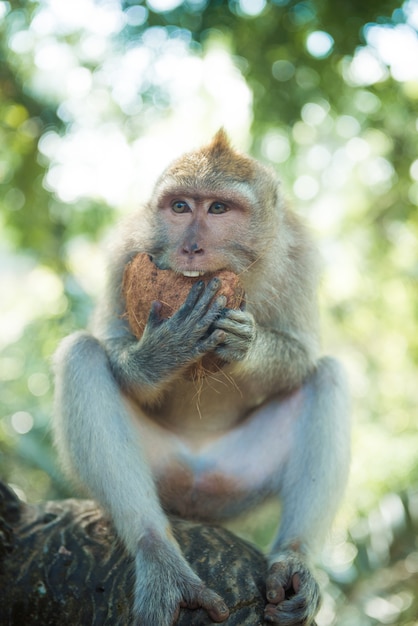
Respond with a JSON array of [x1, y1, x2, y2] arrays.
[[11, 411, 34, 435], [272, 59, 295, 81], [239, 0, 266, 17], [147, 0, 183, 12], [28, 373, 50, 397], [293, 175, 319, 200], [125, 6, 148, 26], [261, 131, 291, 164], [306, 30, 334, 58]]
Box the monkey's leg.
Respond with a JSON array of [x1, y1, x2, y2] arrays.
[[53, 331, 229, 626], [264, 356, 350, 626]]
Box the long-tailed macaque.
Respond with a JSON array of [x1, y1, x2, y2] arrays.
[[53, 130, 350, 625]]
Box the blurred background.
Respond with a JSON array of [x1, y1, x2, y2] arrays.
[[0, 0, 417, 623]]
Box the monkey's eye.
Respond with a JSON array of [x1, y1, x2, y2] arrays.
[[209, 201, 228, 214], [171, 200, 190, 213]]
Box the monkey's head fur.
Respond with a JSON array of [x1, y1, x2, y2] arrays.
[[153, 129, 280, 221]]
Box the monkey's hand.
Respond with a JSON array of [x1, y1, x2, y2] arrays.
[[264, 551, 321, 625], [134, 533, 229, 626], [213, 309, 256, 362], [107, 278, 230, 401], [138, 277, 227, 370]]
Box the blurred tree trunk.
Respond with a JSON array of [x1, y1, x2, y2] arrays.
[[0, 481, 267, 625]]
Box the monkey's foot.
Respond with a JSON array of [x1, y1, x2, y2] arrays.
[[133, 533, 230, 626], [179, 585, 230, 622], [264, 551, 320, 625]]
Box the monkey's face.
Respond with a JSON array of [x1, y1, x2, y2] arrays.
[[148, 191, 259, 277], [144, 130, 281, 279]]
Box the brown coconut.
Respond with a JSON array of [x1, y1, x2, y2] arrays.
[[122, 252, 245, 378]]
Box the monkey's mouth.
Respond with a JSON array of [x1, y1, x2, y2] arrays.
[[149, 256, 206, 277]]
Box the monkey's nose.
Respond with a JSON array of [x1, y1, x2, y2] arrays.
[[183, 242, 204, 255]]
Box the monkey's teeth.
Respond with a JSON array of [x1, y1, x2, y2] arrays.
[[182, 271, 204, 277]]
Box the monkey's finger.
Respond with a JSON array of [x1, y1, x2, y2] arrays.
[[146, 301, 163, 327], [188, 277, 224, 321], [175, 278, 222, 322], [215, 316, 255, 341], [216, 307, 254, 330], [265, 600, 317, 625], [198, 329, 227, 354], [174, 280, 206, 320], [193, 587, 229, 623], [265, 561, 292, 604], [218, 309, 248, 322]]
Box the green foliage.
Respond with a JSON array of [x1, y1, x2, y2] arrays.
[[1, 1, 417, 623]]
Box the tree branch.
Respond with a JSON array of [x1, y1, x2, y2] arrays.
[[0, 481, 267, 625]]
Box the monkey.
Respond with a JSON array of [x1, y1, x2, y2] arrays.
[[53, 129, 350, 626]]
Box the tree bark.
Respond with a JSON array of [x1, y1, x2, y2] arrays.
[[0, 481, 267, 625]]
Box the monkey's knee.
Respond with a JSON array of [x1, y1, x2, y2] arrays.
[[53, 331, 106, 376], [309, 355, 351, 463], [311, 355, 349, 395], [301, 355, 351, 451]]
